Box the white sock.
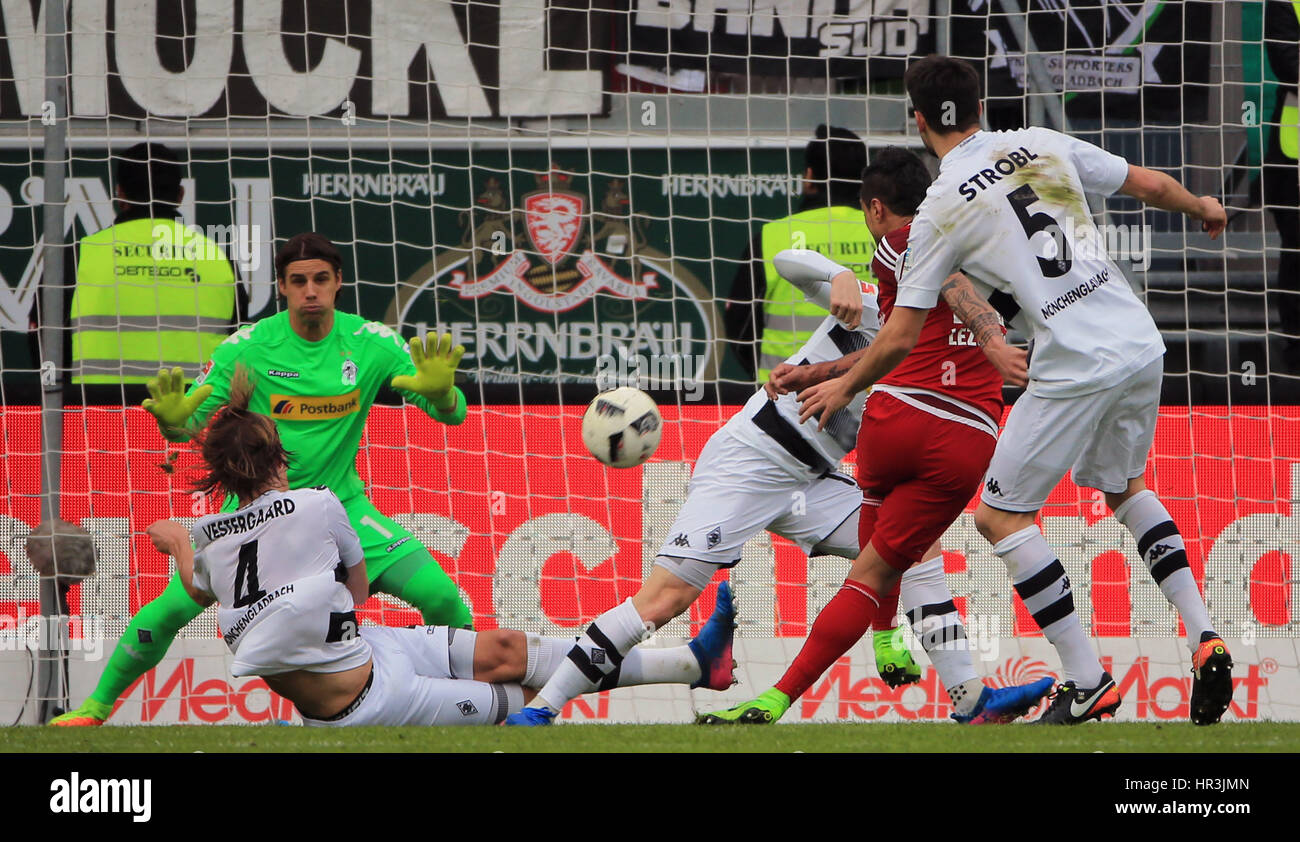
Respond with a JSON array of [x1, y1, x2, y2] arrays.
[[1114, 490, 1216, 651], [901, 557, 980, 691], [532, 598, 653, 712], [524, 634, 701, 688], [994, 526, 1105, 688], [523, 633, 572, 688], [617, 646, 702, 687], [948, 678, 986, 717]]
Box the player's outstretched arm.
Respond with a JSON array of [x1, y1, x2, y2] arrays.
[[146, 520, 214, 607], [939, 272, 1028, 388], [390, 332, 465, 416], [1118, 165, 1226, 239], [773, 249, 873, 330], [766, 348, 869, 399], [796, 306, 927, 430], [142, 367, 212, 443]]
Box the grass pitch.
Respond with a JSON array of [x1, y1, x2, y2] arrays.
[[6, 721, 1298, 753]]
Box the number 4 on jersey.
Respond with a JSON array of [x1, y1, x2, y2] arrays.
[[233, 540, 268, 607]]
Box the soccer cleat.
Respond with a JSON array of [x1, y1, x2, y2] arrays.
[[1032, 672, 1121, 724], [502, 706, 557, 727], [695, 688, 790, 725], [688, 581, 738, 690], [873, 627, 922, 689], [952, 677, 1055, 724], [1190, 634, 1233, 726], [47, 698, 112, 727]]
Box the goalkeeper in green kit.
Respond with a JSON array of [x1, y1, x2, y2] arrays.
[[51, 232, 474, 726]]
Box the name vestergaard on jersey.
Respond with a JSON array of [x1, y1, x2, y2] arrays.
[[957, 147, 1040, 202], [201, 497, 298, 542]]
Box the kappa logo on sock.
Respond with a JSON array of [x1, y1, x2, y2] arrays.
[[137, 629, 153, 644], [590, 648, 606, 665], [672, 533, 690, 547], [985, 477, 1002, 496], [1059, 576, 1071, 595], [456, 700, 479, 716], [1148, 543, 1175, 560]]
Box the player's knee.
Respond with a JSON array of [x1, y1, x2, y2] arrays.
[[474, 629, 527, 682], [974, 504, 1018, 543]]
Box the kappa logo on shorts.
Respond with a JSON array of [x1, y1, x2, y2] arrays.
[[457, 700, 479, 716], [706, 526, 722, 549], [672, 533, 690, 547], [985, 477, 1002, 496]]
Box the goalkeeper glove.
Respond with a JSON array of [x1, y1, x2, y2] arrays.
[[142, 367, 211, 439], [390, 333, 464, 412]]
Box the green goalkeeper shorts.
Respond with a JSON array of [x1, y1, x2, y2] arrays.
[[341, 493, 429, 582]]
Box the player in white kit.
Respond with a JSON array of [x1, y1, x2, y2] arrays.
[[149, 368, 740, 726], [797, 55, 1233, 724], [507, 246, 1050, 726]]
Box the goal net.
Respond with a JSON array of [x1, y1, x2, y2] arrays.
[[0, 0, 1295, 725]]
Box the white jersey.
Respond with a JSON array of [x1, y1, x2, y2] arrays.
[[725, 249, 880, 477], [896, 127, 1165, 398], [190, 487, 370, 677]]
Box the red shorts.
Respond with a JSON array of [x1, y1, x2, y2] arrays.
[[856, 391, 998, 571]]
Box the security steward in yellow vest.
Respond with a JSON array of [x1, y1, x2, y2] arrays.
[[69, 142, 243, 385], [725, 125, 875, 382], [1265, 1, 1300, 364]]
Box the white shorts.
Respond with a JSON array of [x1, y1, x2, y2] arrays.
[[656, 429, 860, 578], [301, 626, 524, 727], [980, 357, 1162, 512]]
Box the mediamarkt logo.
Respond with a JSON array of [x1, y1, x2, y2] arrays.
[[269, 390, 360, 419], [799, 656, 1269, 721]]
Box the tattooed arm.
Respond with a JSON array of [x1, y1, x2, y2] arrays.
[[939, 272, 1028, 387]]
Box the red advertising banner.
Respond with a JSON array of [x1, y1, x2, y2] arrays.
[[0, 404, 1295, 636]]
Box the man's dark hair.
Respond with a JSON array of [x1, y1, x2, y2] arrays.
[[275, 232, 344, 279], [904, 55, 982, 134], [193, 366, 291, 504], [115, 142, 183, 204], [860, 147, 933, 217], [805, 124, 869, 206]]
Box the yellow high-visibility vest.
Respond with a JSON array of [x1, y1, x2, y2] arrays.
[[758, 206, 876, 381], [70, 217, 236, 384], [1281, 2, 1300, 159]]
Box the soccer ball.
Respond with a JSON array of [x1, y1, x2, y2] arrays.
[[581, 387, 662, 468]]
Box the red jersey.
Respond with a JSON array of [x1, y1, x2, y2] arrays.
[[872, 224, 1004, 427]]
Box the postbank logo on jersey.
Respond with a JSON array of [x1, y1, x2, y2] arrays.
[[386, 167, 719, 386], [270, 390, 361, 420]]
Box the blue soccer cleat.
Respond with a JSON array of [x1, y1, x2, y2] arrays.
[[688, 581, 738, 690], [952, 676, 1055, 724], [503, 706, 557, 727]]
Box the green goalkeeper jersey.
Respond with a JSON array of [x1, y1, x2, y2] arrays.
[[185, 310, 466, 506]]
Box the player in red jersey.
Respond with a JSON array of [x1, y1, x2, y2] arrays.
[[700, 147, 1039, 724]]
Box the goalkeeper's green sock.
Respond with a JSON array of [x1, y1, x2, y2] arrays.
[[372, 549, 474, 629], [87, 574, 205, 707]]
